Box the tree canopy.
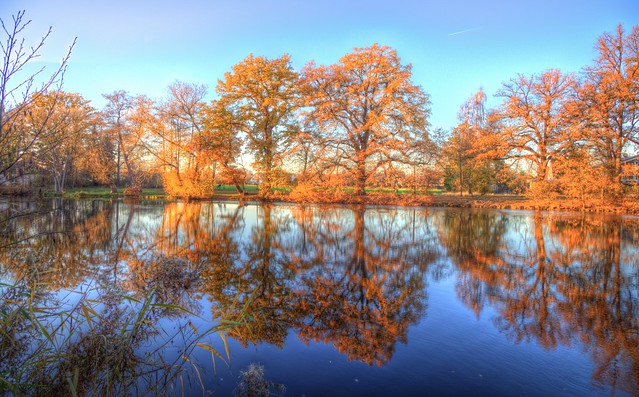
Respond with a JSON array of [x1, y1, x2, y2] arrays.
[[302, 44, 431, 196]]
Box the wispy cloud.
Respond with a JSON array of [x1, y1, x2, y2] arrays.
[[447, 27, 483, 37]]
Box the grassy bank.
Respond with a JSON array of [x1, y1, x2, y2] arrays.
[[283, 189, 639, 214], [427, 195, 639, 214], [46, 187, 167, 199], [42, 185, 260, 200], [5, 186, 639, 214], [353, 193, 639, 214]]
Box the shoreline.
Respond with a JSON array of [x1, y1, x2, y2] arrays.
[[2, 191, 638, 215], [277, 194, 639, 215]]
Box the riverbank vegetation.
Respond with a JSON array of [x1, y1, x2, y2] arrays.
[[1, 10, 638, 211]]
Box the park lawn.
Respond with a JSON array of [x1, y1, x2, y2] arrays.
[[52, 187, 168, 198], [214, 184, 259, 193], [48, 185, 261, 199], [339, 187, 443, 195]]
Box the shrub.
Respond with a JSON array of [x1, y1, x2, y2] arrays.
[[161, 169, 215, 199], [122, 186, 142, 198], [289, 182, 348, 204]]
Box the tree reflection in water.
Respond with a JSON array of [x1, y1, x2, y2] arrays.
[[197, 204, 438, 362], [436, 209, 639, 395], [200, 204, 301, 348], [289, 206, 436, 366], [0, 200, 229, 395], [1, 200, 639, 395]]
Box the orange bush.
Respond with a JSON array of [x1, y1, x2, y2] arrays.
[[161, 168, 214, 199], [122, 186, 142, 197]]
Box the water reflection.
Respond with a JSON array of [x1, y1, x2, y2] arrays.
[[197, 204, 437, 365], [289, 206, 433, 366], [436, 209, 639, 395], [0, 199, 113, 289], [1, 200, 639, 395], [0, 200, 224, 395]]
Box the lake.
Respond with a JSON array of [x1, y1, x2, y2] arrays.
[[1, 199, 637, 396]]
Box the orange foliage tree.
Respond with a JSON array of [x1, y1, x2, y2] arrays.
[[580, 25, 639, 188], [552, 147, 608, 209], [442, 88, 501, 195], [302, 44, 431, 196], [216, 54, 301, 198], [493, 69, 578, 186], [101, 91, 146, 187], [199, 99, 247, 194], [442, 122, 476, 195], [25, 91, 94, 193], [154, 81, 214, 198]]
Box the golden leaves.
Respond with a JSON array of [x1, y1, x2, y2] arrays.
[[302, 44, 430, 195]]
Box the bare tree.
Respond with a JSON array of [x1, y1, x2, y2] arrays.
[[0, 10, 75, 186]]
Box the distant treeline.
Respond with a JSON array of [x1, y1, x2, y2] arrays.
[[1, 10, 637, 203]]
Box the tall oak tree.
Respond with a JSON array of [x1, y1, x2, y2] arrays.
[[302, 44, 430, 196], [216, 54, 300, 197], [494, 69, 577, 183]]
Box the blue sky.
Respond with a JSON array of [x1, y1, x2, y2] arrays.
[[2, 0, 638, 130]]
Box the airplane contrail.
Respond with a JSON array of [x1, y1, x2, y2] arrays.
[[448, 27, 483, 37]]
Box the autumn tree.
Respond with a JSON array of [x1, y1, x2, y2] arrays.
[[0, 10, 74, 187], [553, 146, 608, 209], [199, 99, 247, 194], [75, 118, 118, 186], [442, 123, 474, 195], [126, 95, 159, 186], [405, 130, 439, 193], [302, 44, 430, 196], [216, 54, 300, 198], [96, 92, 157, 190], [459, 87, 487, 127], [441, 88, 498, 195], [580, 25, 639, 188], [494, 69, 578, 186], [102, 91, 136, 186], [27, 91, 94, 192], [288, 117, 330, 183], [152, 81, 215, 197]]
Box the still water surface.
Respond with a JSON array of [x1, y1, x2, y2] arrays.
[[0, 199, 638, 396]]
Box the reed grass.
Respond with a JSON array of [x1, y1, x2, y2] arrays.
[[0, 273, 236, 396]]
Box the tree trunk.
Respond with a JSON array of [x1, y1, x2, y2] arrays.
[[116, 145, 122, 186], [614, 153, 622, 187], [458, 156, 463, 197], [355, 160, 367, 196], [259, 128, 274, 198], [537, 159, 548, 182]]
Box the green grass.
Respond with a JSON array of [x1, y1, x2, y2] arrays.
[[41, 184, 443, 200], [215, 184, 259, 192], [44, 187, 167, 199], [45, 185, 263, 199]]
